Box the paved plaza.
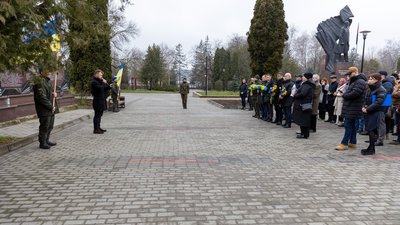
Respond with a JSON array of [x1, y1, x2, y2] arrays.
[[0, 93, 400, 225]]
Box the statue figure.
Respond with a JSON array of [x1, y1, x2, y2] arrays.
[[316, 6, 354, 73]]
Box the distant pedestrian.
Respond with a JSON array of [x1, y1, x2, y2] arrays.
[[33, 68, 57, 149], [390, 78, 400, 145], [361, 73, 387, 155], [310, 74, 322, 132], [326, 75, 338, 123], [333, 77, 348, 126], [281, 73, 295, 128], [335, 67, 367, 151], [239, 79, 247, 110], [180, 77, 190, 109], [91, 69, 111, 134], [318, 78, 329, 120], [293, 72, 315, 139], [110, 76, 120, 112]]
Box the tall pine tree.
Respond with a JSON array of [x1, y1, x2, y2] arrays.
[[247, 0, 288, 77], [140, 44, 166, 90]]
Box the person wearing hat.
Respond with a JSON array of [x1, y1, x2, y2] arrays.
[[326, 74, 338, 123], [179, 78, 189, 109], [110, 76, 119, 112], [360, 73, 387, 155], [335, 66, 368, 150], [91, 69, 111, 134], [295, 74, 303, 90], [293, 72, 315, 139], [33, 67, 58, 149]]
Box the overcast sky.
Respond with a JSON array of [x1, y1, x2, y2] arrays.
[[125, 0, 400, 57]]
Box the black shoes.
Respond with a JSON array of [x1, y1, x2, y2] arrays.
[[39, 143, 51, 149], [99, 128, 107, 132], [47, 141, 57, 146], [361, 148, 375, 155], [94, 128, 104, 134], [296, 134, 308, 139], [276, 122, 282, 125], [283, 124, 291, 128]]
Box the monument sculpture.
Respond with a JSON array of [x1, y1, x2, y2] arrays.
[[316, 5, 354, 74]]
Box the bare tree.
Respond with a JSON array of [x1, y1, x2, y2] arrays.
[[378, 40, 400, 72]]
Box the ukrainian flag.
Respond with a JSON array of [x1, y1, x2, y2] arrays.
[[115, 64, 125, 87]]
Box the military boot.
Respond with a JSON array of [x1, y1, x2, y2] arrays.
[[361, 146, 375, 155]]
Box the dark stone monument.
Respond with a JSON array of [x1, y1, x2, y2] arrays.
[[316, 5, 354, 74]]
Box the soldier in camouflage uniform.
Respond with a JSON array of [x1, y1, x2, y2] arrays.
[[110, 76, 119, 112], [33, 69, 57, 149], [180, 78, 189, 109]]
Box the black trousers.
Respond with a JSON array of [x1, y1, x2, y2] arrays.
[[39, 115, 55, 144], [368, 128, 378, 149], [266, 102, 274, 120], [94, 110, 104, 130], [300, 126, 310, 138], [274, 104, 282, 123], [283, 106, 292, 125], [327, 100, 336, 122], [310, 114, 317, 131], [318, 103, 326, 120]]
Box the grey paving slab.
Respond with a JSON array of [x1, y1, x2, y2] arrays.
[[0, 92, 400, 225]]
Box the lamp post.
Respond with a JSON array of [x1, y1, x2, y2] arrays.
[[205, 55, 208, 96], [359, 30, 371, 73]]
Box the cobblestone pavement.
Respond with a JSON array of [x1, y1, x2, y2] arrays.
[[1, 93, 400, 225]]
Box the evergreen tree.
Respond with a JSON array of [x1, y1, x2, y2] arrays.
[[0, 1, 60, 71], [140, 44, 166, 90], [67, 0, 112, 95], [213, 48, 231, 90], [191, 36, 212, 88], [247, 0, 288, 77]]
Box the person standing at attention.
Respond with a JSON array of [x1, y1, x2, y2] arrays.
[[33, 67, 58, 149], [180, 78, 190, 109]]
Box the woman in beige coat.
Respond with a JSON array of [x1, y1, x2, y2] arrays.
[[333, 77, 348, 126]]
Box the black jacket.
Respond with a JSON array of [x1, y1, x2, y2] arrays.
[[281, 79, 295, 107], [327, 81, 338, 102], [341, 74, 367, 119], [33, 76, 55, 117], [293, 80, 316, 127], [239, 83, 247, 96], [91, 77, 111, 111]]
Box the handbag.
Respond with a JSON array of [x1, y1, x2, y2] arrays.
[[372, 94, 392, 107], [300, 102, 313, 112]]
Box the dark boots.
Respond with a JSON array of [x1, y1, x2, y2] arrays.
[[94, 128, 104, 134], [361, 146, 375, 155]]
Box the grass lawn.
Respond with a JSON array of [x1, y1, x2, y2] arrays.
[[121, 89, 174, 94], [0, 136, 17, 145], [197, 91, 239, 97]]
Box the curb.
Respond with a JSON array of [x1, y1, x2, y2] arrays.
[[207, 99, 225, 109], [0, 113, 92, 156]]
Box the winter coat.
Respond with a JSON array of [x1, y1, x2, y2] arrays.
[[364, 82, 386, 131], [272, 78, 284, 104], [263, 80, 274, 103], [33, 76, 55, 117], [312, 81, 321, 115], [281, 79, 295, 107], [293, 80, 316, 127], [327, 81, 338, 102], [91, 77, 111, 111], [392, 84, 400, 108], [239, 83, 247, 96], [333, 83, 347, 116], [341, 74, 367, 119]]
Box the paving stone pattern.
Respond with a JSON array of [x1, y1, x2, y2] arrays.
[[0, 93, 400, 225]]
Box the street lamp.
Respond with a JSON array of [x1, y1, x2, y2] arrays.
[[359, 30, 371, 73]]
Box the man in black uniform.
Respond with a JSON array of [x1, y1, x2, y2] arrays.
[[33, 68, 57, 149], [180, 78, 189, 109], [91, 69, 111, 134]]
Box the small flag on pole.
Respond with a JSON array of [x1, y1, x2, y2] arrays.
[[115, 64, 125, 87]]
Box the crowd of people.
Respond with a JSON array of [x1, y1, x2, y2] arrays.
[[239, 66, 400, 155]]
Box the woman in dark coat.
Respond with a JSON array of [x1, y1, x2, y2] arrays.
[[91, 69, 111, 134], [293, 72, 316, 139], [361, 73, 387, 155]]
